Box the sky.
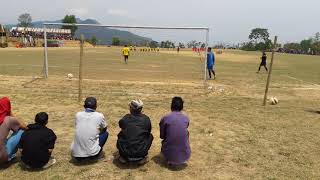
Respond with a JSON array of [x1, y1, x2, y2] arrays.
[[1, 0, 319, 45]]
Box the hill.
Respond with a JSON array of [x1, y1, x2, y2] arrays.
[[5, 18, 153, 45]]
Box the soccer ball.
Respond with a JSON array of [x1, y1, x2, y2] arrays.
[[270, 97, 279, 105], [67, 73, 74, 80], [208, 86, 213, 90]]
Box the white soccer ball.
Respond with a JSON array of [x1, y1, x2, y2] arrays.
[[208, 86, 213, 90], [67, 73, 74, 79], [270, 97, 279, 105]]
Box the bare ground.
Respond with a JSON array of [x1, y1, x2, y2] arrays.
[[0, 48, 319, 179]]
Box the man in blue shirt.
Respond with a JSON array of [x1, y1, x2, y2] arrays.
[[207, 47, 216, 79]]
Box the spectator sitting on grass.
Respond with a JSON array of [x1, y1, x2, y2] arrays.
[[117, 99, 153, 165], [19, 112, 57, 169], [71, 97, 108, 162], [0, 97, 28, 165], [160, 97, 191, 166]]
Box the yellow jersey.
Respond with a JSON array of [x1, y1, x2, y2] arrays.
[[122, 47, 130, 56]]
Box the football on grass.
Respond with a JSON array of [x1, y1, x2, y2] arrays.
[[270, 97, 279, 105], [67, 73, 74, 79]]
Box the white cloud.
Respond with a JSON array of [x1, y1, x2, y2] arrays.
[[68, 8, 89, 17], [107, 9, 129, 17]]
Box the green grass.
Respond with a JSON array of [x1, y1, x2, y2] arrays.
[[0, 48, 319, 179]]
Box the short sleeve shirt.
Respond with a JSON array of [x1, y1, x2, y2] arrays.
[[122, 48, 130, 56], [71, 111, 107, 157], [0, 117, 21, 163]]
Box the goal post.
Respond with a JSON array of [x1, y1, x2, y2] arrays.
[[42, 23, 211, 80]]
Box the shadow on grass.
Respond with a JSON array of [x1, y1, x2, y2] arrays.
[[18, 163, 46, 172], [69, 158, 100, 166], [305, 109, 320, 114], [69, 153, 104, 166], [0, 157, 44, 172], [151, 154, 188, 171], [112, 152, 146, 170], [22, 77, 44, 88]]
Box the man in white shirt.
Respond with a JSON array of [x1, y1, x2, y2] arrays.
[[71, 97, 108, 161]]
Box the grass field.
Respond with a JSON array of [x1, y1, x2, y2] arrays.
[[0, 47, 319, 179]]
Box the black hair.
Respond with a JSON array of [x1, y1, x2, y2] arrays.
[[208, 47, 212, 51], [35, 112, 48, 125], [84, 97, 97, 109], [130, 107, 142, 115], [171, 97, 184, 112]]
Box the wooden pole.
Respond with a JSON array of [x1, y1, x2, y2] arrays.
[[263, 36, 278, 106], [78, 34, 84, 102]]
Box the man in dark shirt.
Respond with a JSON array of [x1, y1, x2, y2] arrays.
[[19, 112, 57, 169], [257, 51, 268, 73], [117, 99, 153, 165]]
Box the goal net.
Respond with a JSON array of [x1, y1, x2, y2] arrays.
[[42, 23, 210, 83]]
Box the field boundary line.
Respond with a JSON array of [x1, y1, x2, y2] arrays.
[[282, 75, 320, 87], [0, 75, 205, 87]]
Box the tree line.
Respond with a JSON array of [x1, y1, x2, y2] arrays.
[[240, 28, 320, 55]]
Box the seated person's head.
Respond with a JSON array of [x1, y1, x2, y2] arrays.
[[35, 112, 49, 126], [129, 99, 143, 115], [171, 97, 184, 112], [84, 97, 97, 110]]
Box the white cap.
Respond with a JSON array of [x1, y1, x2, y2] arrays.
[[128, 99, 144, 110]]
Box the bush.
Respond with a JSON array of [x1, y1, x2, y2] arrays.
[[241, 42, 256, 51]]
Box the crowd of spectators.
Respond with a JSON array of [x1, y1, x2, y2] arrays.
[[10, 27, 72, 40]]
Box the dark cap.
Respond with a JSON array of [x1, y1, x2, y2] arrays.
[[84, 97, 97, 109]]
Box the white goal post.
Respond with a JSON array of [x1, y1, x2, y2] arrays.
[[42, 23, 211, 80]]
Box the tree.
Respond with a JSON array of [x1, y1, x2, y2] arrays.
[[62, 15, 78, 37], [314, 32, 320, 42], [249, 28, 270, 43], [240, 42, 256, 51], [112, 37, 120, 46], [18, 13, 32, 27], [187, 40, 199, 48], [247, 28, 271, 51], [300, 39, 312, 54], [178, 42, 185, 48], [150, 41, 159, 48], [91, 36, 97, 46], [160, 40, 175, 48], [283, 43, 301, 51], [311, 41, 320, 55]]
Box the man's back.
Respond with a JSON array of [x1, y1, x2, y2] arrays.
[[117, 114, 153, 158], [160, 111, 191, 164], [261, 55, 267, 62], [19, 123, 56, 168], [71, 111, 106, 157], [122, 47, 130, 56]]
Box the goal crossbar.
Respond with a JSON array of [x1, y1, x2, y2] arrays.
[[42, 23, 211, 80], [43, 23, 209, 30]]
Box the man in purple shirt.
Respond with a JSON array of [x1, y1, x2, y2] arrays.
[[159, 97, 191, 166]]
